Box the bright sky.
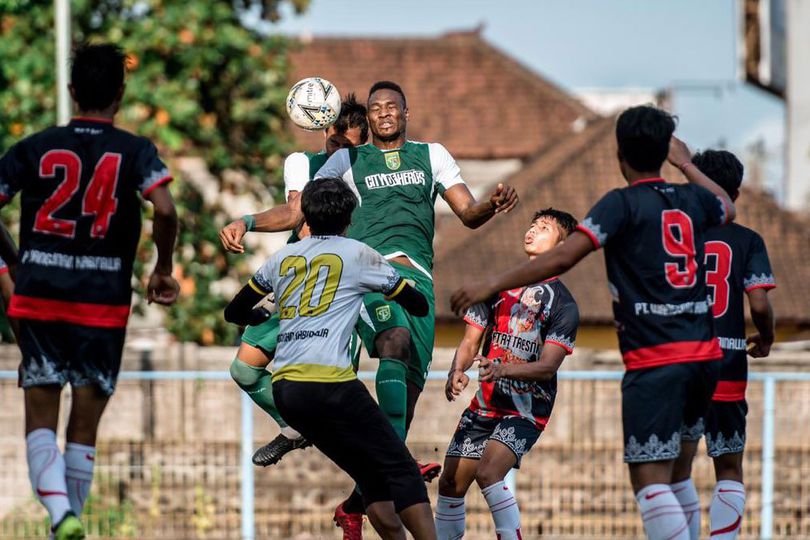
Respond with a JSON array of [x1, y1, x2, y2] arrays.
[[267, 0, 785, 196]]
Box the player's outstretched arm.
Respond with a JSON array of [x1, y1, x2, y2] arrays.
[[443, 182, 518, 229], [386, 280, 429, 317], [224, 281, 273, 327], [480, 343, 566, 383], [451, 231, 593, 315], [445, 324, 484, 401], [219, 194, 304, 254], [746, 288, 775, 358], [668, 136, 736, 223], [144, 185, 179, 305]]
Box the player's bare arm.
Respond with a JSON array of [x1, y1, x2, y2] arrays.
[[451, 231, 594, 315], [144, 185, 180, 305], [443, 182, 518, 229], [219, 193, 304, 253], [668, 136, 737, 222], [746, 287, 775, 358], [445, 324, 485, 401], [479, 343, 567, 383]]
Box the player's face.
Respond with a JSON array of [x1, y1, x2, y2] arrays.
[[524, 218, 562, 257], [367, 89, 407, 141]]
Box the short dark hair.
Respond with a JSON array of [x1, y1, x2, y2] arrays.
[[368, 80, 406, 108], [70, 43, 126, 111], [616, 105, 676, 172], [333, 93, 368, 143], [325, 133, 354, 156], [532, 208, 578, 239], [691, 150, 744, 199], [301, 177, 357, 235]]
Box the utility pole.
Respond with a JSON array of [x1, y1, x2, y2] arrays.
[[55, 0, 71, 125]]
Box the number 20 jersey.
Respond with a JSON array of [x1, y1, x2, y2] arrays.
[[576, 178, 730, 370], [0, 118, 172, 328]]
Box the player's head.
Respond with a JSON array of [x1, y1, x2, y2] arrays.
[[70, 42, 127, 113], [615, 105, 676, 179], [524, 208, 578, 258], [367, 81, 408, 142], [691, 149, 744, 201], [326, 93, 368, 146], [325, 133, 354, 156], [301, 177, 357, 236]]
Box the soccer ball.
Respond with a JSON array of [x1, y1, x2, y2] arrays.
[[286, 77, 342, 131]]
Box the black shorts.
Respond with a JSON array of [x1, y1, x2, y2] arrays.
[[622, 361, 719, 463], [272, 378, 428, 512], [704, 400, 747, 458], [445, 409, 541, 468], [18, 320, 126, 397]]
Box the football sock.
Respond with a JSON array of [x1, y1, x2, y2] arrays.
[[435, 495, 466, 539], [376, 358, 408, 440], [709, 480, 745, 539], [482, 481, 522, 540], [635, 484, 689, 540], [343, 487, 365, 515], [671, 478, 700, 540], [64, 442, 95, 516], [26, 429, 72, 526], [229, 358, 290, 429]]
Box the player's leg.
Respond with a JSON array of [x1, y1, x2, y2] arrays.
[[670, 440, 700, 540], [623, 365, 690, 540], [64, 385, 109, 517], [707, 400, 747, 539]]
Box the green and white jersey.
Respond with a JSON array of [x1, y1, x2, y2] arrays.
[[250, 236, 405, 383], [283, 150, 328, 199], [315, 141, 466, 279]]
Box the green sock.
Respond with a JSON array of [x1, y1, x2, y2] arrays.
[[229, 358, 288, 428], [376, 358, 408, 440]]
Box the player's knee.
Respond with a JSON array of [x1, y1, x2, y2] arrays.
[[474, 465, 504, 489], [375, 327, 411, 360], [230, 358, 263, 388], [713, 453, 743, 480], [438, 471, 460, 496]]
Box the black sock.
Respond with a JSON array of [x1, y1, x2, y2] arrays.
[[342, 487, 365, 514]]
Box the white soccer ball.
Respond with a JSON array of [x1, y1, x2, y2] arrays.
[[286, 77, 342, 131]]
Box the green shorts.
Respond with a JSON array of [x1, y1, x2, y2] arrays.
[[356, 263, 435, 389]]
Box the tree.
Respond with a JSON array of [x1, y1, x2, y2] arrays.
[[0, 0, 308, 344]]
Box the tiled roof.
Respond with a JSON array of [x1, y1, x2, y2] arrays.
[[287, 29, 597, 160]]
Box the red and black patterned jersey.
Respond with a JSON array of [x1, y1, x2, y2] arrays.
[[463, 277, 579, 428], [576, 178, 730, 370], [0, 118, 172, 328], [704, 223, 775, 401]]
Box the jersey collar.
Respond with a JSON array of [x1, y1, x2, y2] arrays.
[[630, 177, 666, 186], [70, 116, 114, 125], [542, 276, 559, 283]]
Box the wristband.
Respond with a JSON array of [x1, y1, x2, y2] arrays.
[[241, 215, 256, 232]]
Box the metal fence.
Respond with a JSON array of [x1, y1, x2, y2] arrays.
[[0, 369, 807, 539]]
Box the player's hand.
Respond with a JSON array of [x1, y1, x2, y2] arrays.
[[667, 136, 692, 169], [747, 333, 773, 358], [489, 183, 518, 214], [445, 369, 470, 401], [478, 357, 506, 382], [147, 271, 179, 305], [219, 219, 247, 254], [451, 280, 492, 316]]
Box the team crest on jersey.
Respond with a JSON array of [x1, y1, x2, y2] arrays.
[[384, 152, 401, 170], [376, 305, 392, 322]]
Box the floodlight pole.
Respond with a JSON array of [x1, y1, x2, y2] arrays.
[[55, 0, 71, 125]]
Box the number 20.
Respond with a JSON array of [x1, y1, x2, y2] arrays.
[[277, 254, 343, 319]]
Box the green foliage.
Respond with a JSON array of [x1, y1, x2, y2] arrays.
[[0, 0, 307, 344]]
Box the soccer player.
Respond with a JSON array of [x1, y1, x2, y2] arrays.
[[223, 95, 369, 467], [436, 209, 579, 540], [0, 43, 179, 540], [224, 178, 437, 540], [219, 80, 517, 537], [450, 105, 737, 540], [667, 150, 775, 539]]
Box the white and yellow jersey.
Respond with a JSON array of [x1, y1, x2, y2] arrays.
[[249, 235, 404, 383]]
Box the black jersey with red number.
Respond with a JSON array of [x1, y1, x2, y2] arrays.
[[576, 178, 730, 370], [463, 277, 579, 428], [0, 118, 172, 328], [704, 223, 775, 401]]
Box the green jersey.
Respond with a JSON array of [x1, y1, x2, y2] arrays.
[[283, 150, 328, 243], [314, 141, 465, 278]]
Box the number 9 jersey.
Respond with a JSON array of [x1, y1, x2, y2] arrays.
[[576, 178, 730, 371], [0, 118, 172, 328]]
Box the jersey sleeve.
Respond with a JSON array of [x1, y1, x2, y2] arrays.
[[356, 244, 403, 295], [693, 184, 730, 228], [136, 140, 173, 196], [0, 142, 26, 202], [250, 256, 277, 295], [576, 189, 628, 249], [463, 301, 492, 331], [314, 148, 351, 181], [283, 152, 310, 199], [544, 299, 579, 355], [744, 232, 776, 292], [428, 143, 465, 195]]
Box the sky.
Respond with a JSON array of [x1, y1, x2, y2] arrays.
[[265, 0, 786, 197]]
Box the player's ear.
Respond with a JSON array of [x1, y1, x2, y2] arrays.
[[68, 84, 77, 103], [404, 107, 410, 122]]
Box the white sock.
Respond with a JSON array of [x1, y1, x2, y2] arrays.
[[481, 481, 522, 540], [64, 442, 95, 517], [435, 494, 466, 539], [709, 480, 745, 539], [280, 426, 302, 439], [26, 429, 72, 526], [671, 478, 700, 540], [635, 484, 689, 540]]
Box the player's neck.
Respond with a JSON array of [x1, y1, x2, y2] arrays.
[[74, 108, 116, 123], [624, 169, 662, 184], [373, 133, 407, 151]]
